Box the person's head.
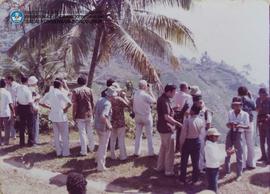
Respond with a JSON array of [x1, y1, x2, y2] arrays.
[[66, 172, 87, 194], [105, 86, 118, 101], [28, 76, 38, 87], [77, 75, 87, 86], [106, 78, 115, 87], [0, 79, 6, 88], [53, 80, 62, 89], [190, 85, 202, 97], [194, 98, 204, 108], [258, 88, 268, 100], [190, 104, 202, 116], [21, 75, 28, 85], [164, 84, 177, 98], [138, 80, 148, 90], [5, 75, 14, 85], [231, 96, 242, 111], [238, 86, 248, 97], [206, 128, 221, 142], [179, 82, 189, 93]]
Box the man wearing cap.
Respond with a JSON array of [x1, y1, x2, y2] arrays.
[[5, 75, 20, 139], [16, 75, 35, 147], [156, 84, 182, 176], [205, 128, 224, 193], [172, 82, 193, 152], [256, 88, 270, 164], [28, 76, 41, 145], [94, 86, 117, 171], [224, 97, 250, 181], [133, 80, 156, 157], [40, 80, 72, 157], [0, 79, 15, 145], [72, 75, 95, 156]]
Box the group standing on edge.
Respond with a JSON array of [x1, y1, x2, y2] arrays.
[[0, 73, 270, 194]]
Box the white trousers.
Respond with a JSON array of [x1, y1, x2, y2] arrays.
[[52, 122, 70, 156], [96, 130, 111, 171], [110, 127, 127, 160], [243, 122, 256, 168], [199, 128, 206, 171], [76, 119, 95, 155], [134, 114, 154, 156]]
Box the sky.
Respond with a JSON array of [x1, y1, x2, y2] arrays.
[[156, 0, 269, 85]]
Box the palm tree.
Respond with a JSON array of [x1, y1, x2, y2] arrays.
[[7, 0, 195, 87]]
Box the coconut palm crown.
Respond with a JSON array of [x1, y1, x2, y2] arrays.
[[7, 0, 195, 86]]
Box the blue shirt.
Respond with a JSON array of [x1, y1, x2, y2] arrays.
[[94, 97, 112, 131]]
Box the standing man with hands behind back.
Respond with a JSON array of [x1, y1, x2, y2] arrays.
[[156, 84, 182, 176], [133, 80, 156, 157]]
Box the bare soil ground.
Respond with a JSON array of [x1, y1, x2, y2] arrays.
[[0, 131, 269, 194]]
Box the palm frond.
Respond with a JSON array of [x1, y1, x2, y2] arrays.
[[126, 24, 180, 68], [7, 16, 75, 56], [109, 22, 160, 83], [97, 31, 113, 64], [134, 10, 195, 48], [132, 0, 192, 10]]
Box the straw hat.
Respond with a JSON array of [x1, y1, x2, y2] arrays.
[[207, 128, 221, 136], [28, 76, 38, 85]]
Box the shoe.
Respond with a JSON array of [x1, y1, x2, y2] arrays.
[[165, 171, 174, 176], [78, 153, 87, 157], [154, 168, 164, 172], [192, 180, 201, 186], [176, 179, 186, 186], [236, 176, 242, 182], [148, 154, 157, 157], [97, 167, 108, 172], [133, 154, 140, 158], [246, 166, 256, 170], [258, 157, 267, 162]]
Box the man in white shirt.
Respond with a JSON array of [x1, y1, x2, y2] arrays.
[[16, 76, 35, 147], [40, 80, 72, 157], [133, 80, 156, 156], [0, 79, 15, 145], [224, 97, 250, 181], [5, 75, 19, 139], [172, 82, 193, 152]]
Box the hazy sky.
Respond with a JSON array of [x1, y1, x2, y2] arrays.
[[156, 0, 269, 85]]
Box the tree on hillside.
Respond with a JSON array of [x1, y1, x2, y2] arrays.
[[7, 0, 195, 87]]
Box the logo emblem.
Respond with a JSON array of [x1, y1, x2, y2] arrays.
[[10, 10, 25, 24]]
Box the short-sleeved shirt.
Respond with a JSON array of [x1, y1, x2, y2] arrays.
[[94, 97, 112, 131], [16, 85, 33, 105], [6, 81, 19, 104], [256, 97, 270, 118], [0, 88, 13, 117], [157, 93, 175, 133], [172, 91, 193, 112], [72, 86, 94, 119], [228, 110, 250, 132], [111, 97, 127, 129], [40, 88, 71, 122], [133, 89, 155, 116]]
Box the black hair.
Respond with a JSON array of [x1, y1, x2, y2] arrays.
[[164, 84, 177, 93], [77, 75, 87, 86], [180, 83, 188, 91], [0, 79, 6, 88], [6, 75, 14, 81], [53, 80, 62, 89], [106, 79, 115, 87], [259, 88, 268, 95], [193, 95, 202, 102], [21, 75, 28, 84], [66, 172, 87, 194], [191, 104, 202, 115], [238, 86, 248, 96]]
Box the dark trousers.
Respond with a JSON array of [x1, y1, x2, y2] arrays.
[[206, 167, 219, 193], [174, 111, 184, 152], [180, 138, 201, 182], [17, 104, 34, 146]]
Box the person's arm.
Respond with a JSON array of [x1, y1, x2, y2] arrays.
[[60, 93, 72, 113], [72, 91, 77, 120], [179, 119, 188, 152], [146, 85, 156, 103], [63, 102, 72, 113], [39, 93, 51, 110], [164, 115, 182, 128], [7, 93, 15, 118], [90, 89, 95, 111], [101, 103, 112, 130]]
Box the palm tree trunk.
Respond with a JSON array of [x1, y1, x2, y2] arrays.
[[87, 25, 103, 87]]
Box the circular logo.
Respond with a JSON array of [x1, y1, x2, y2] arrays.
[[10, 10, 25, 24]]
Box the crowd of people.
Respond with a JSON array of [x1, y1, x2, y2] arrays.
[[0, 73, 270, 194]]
